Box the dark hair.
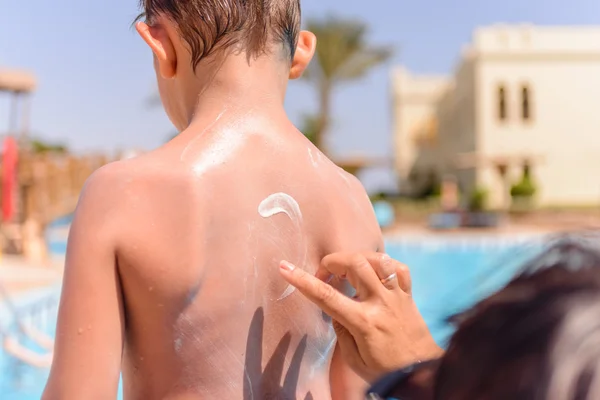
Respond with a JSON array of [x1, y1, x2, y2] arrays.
[[435, 237, 600, 400], [137, 0, 301, 69]]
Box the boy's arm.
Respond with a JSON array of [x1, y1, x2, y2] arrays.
[[43, 168, 125, 400], [329, 241, 385, 400], [330, 343, 369, 400], [330, 188, 386, 399]]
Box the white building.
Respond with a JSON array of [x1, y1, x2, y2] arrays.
[[391, 25, 600, 208]]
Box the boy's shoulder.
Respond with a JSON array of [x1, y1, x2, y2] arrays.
[[80, 150, 195, 212], [76, 152, 204, 245], [83, 154, 157, 195], [89, 147, 188, 186], [335, 165, 371, 201]]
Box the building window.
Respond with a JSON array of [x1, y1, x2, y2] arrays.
[[497, 85, 507, 122], [521, 84, 532, 121]]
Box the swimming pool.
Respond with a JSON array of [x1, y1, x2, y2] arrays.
[[46, 216, 70, 257], [0, 286, 60, 400], [0, 234, 544, 398], [385, 235, 543, 345]]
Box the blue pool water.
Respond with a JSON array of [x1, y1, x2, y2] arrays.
[[1, 233, 544, 399], [0, 287, 61, 399], [385, 236, 541, 345], [0, 288, 125, 400], [46, 215, 71, 257]]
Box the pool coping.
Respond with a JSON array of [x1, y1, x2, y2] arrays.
[[384, 231, 550, 247], [0, 284, 61, 329]]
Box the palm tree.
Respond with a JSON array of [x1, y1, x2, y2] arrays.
[[298, 113, 319, 145], [302, 16, 392, 154]]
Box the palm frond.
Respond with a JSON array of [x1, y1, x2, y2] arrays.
[[307, 17, 369, 81], [299, 15, 393, 153], [336, 47, 393, 80]]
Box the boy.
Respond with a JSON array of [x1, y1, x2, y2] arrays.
[[43, 1, 383, 399]]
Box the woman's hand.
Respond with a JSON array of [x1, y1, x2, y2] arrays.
[[279, 252, 443, 383]]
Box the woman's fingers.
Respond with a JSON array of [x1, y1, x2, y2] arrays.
[[322, 252, 410, 295], [279, 261, 362, 329], [321, 253, 386, 298], [395, 262, 412, 295], [361, 253, 412, 295], [362, 253, 400, 291]]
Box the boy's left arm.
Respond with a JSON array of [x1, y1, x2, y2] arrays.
[[330, 193, 385, 400], [330, 342, 369, 400], [43, 168, 125, 400]]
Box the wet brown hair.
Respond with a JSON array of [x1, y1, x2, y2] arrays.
[[137, 0, 301, 69]]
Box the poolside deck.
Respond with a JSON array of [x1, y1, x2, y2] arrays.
[[385, 210, 600, 238], [0, 255, 63, 297], [3, 209, 600, 298]]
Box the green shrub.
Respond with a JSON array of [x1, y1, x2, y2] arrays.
[[370, 192, 386, 202], [430, 183, 442, 198], [469, 187, 488, 211], [510, 176, 536, 198]]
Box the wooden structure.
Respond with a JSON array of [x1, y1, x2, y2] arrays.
[[2, 152, 110, 261], [19, 153, 108, 225], [1, 66, 109, 261], [0, 68, 36, 140], [1, 67, 36, 258]]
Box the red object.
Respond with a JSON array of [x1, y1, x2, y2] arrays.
[[2, 137, 18, 222]]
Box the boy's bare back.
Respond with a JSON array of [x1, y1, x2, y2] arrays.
[[45, 113, 381, 399], [43, 1, 383, 398]]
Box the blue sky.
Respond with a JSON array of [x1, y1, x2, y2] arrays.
[[1, 0, 600, 190]]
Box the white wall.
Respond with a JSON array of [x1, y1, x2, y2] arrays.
[[391, 68, 450, 186], [392, 25, 600, 207], [473, 25, 600, 55], [477, 55, 600, 207], [436, 59, 478, 196]]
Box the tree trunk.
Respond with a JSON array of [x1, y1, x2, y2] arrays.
[[316, 81, 332, 155], [496, 163, 510, 211]]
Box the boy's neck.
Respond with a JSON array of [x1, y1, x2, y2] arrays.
[[182, 53, 290, 130]]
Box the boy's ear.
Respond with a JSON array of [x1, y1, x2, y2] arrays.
[[136, 21, 177, 79], [290, 31, 317, 80]]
